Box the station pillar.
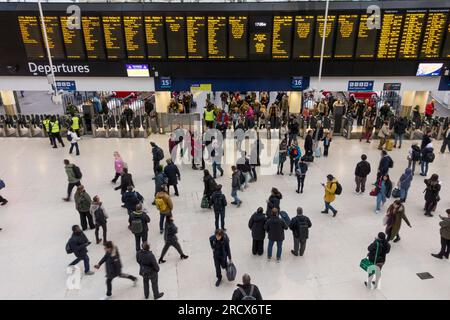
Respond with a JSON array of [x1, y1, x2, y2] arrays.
[[155, 91, 171, 113], [0, 90, 18, 115], [400, 91, 430, 117], [288, 91, 302, 114]]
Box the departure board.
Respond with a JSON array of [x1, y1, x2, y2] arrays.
[[420, 10, 448, 59], [60, 16, 85, 60], [398, 11, 426, 59], [228, 16, 248, 59], [292, 15, 315, 59], [102, 16, 126, 60], [355, 14, 378, 58], [442, 19, 450, 58], [144, 16, 166, 59], [17, 15, 45, 59], [187, 16, 207, 59], [377, 11, 404, 59], [165, 16, 187, 59], [334, 14, 358, 58], [272, 16, 293, 59], [41, 16, 66, 60], [123, 15, 145, 59], [207, 16, 227, 59], [249, 16, 272, 60], [313, 15, 336, 58], [82, 16, 106, 59]]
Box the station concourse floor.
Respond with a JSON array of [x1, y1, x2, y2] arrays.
[[0, 133, 450, 300]]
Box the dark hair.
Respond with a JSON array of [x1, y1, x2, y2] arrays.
[[271, 187, 279, 195], [430, 174, 439, 182], [123, 167, 128, 174], [71, 225, 79, 232], [216, 184, 222, 191], [242, 274, 251, 285], [166, 212, 173, 220], [327, 174, 334, 180], [150, 142, 156, 147], [215, 229, 224, 237], [156, 165, 163, 173], [231, 165, 236, 171], [127, 185, 134, 192], [257, 207, 264, 213], [93, 195, 100, 202], [142, 242, 150, 251], [64, 159, 70, 165], [271, 208, 278, 216], [381, 150, 387, 156], [446, 209, 450, 215], [104, 241, 114, 249], [361, 154, 367, 161], [204, 169, 210, 176]]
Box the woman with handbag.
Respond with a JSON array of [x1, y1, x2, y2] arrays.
[[384, 200, 411, 242], [424, 174, 441, 217], [375, 175, 392, 214]]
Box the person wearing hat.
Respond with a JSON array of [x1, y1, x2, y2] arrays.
[[431, 209, 450, 259], [365, 232, 391, 289], [321, 174, 338, 217]]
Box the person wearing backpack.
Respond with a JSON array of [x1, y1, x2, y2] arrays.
[[203, 169, 218, 208], [321, 174, 339, 217], [289, 207, 312, 257], [0, 178, 7, 206], [136, 242, 164, 300], [94, 241, 138, 300], [420, 142, 434, 177], [287, 140, 301, 176], [424, 174, 441, 217], [264, 208, 288, 261], [377, 150, 393, 182], [236, 153, 251, 189], [128, 203, 151, 252], [63, 159, 81, 202], [210, 229, 232, 287], [121, 186, 144, 215], [248, 207, 267, 256], [151, 142, 164, 176], [266, 188, 282, 217], [74, 185, 95, 231], [67, 128, 81, 156], [163, 159, 180, 196], [231, 274, 263, 300], [158, 213, 189, 264], [153, 165, 168, 204], [231, 166, 242, 207], [354, 154, 371, 195], [364, 232, 391, 289], [295, 158, 308, 194], [114, 167, 134, 195], [155, 185, 173, 234], [90, 195, 108, 245], [67, 225, 94, 275], [397, 168, 413, 203], [407, 143, 421, 175], [211, 185, 227, 231]]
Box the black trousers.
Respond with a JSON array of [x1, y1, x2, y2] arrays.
[[0, 195, 6, 203], [324, 145, 329, 156], [290, 158, 299, 173], [252, 239, 264, 256], [297, 175, 305, 192], [438, 237, 450, 258], [153, 160, 160, 175], [69, 142, 80, 155], [213, 255, 227, 280], [106, 274, 137, 297], [134, 232, 148, 252], [67, 181, 81, 199], [78, 211, 95, 230], [441, 139, 450, 153], [214, 210, 225, 230], [160, 241, 184, 260], [143, 274, 160, 299], [168, 184, 179, 196], [95, 223, 107, 243], [112, 172, 121, 183], [52, 133, 65, 147], [251, 166, 257, 181]]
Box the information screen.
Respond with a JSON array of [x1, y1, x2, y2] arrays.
[[420, 10, 448, 59], [440, 17, 450, 58], [272, 16, 293, 59], [187, 16, 207, 59], [355, 14, 378, 58], [313, 15, 336, 58], [377, 11, 404, 59], [334, 14, 358, 58], [208, 16, 227, 59], [292, 15, 314, 59], [60, 16, 85, 60], [102, 15, 126, 60], [82, 16, 106, 60], [228, 16, 248, 59], [165, 16, 187, 59], [249, 16, 272, 60], [398, 11, 426, 59], [42, 16, 66, 60], [144, 16, 166, 59], [123, 15, 145, 59], [18, 15, 45, 59]]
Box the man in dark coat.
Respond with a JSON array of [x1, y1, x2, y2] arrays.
[[393, 117, 407, 149], [209, 229, 232, 287], [231, 274, 263, 300], [441, 124, 450, 154], [121, 186, 144, 214], [163, 159, 180, 196], [266, 188, 282, 216], [304, 130, 314, 156], [377, 150, 393, 182], [211, 185, 227, 230], [264, 208, 288, 261], [248, 207, 267, 256], [158, 213, 188, 263], [136, 242, 164, 300], [203, 169, 218, 207], [114, 167, 134, 195], [432, 209, 450, 259], [421, 129, 432, 150], [67, 225, 94, 275], [150, 141, 164, 176], [365, 232, 391, 289], [128, 204, 151, 252], [94, 241, 137, 300], [289, 207, 312, 256], [355, 154, 371, 194]]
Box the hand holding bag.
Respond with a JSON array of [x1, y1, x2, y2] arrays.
[[360, 241, 379, 276]]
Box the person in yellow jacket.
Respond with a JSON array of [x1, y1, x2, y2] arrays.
[[42, 115, 53, 146], [204, 106, 215, 129], [321, 174, 338, 217], [50, 115, 65, 148], [155, 185, 173, 234], [71, 115, 81, 137]]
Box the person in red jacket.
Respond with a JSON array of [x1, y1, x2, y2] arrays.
[[425, 100, 435, 120], [216, 109, 229, 138]]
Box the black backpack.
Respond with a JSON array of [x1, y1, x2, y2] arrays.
[[156, 147, 164, 161], [388, 157, 394, 169], [130, 214, 144, 234], [67, 134, 73, 142], [239, 172, 245, 185], [334, 181, 343, 195], [239, 285, 256, 301], [412, 147, 421, 161], [72, 165, 82, 179], [65, 241, 73, 254], [426, 152, 435, 163]]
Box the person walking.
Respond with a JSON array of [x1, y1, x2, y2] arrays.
[[424, 174, 441, 217], [50, 115, 65, 148], [211, 185, 227, 231], [150, 142, 164, 176], [440, 124, 450, 154], [407, 143, 421, 175], [114, 167, 134, 195], [384, 200, 411, 242], [210, 229, 232, 287], [287, 140, 301, 176], [264, 208, 288, 261], [420, 141, 434, 177], [67, 225, 94, 275], [393, 117, 407, 149], [321, 174, 339, 217], [155, 185, 173, 234], [289, 207, 312, 257], [425, 99, 435, 121], [276, 137, 288, 175], [377, 150, 393, 182], [63, 159, 82, 201], [136, 242, 164, 300], [128, 203, 151, 252], [354, 154, 371, 195], [431, 209, 450, 259], [0, 178, 7, 206], [231, 166, 242, 207], [111, 151, 125, 184], [121, 186, 144, 215], [203, 169, 218, 207], [158, 213, 189, 263], [153, 165, 168, 204], [377, 120, 390, 150], [304, 130, 313, 157], [211, 136, 224, 178], [397, 168, 413, 203], [236, 153, 252, 188], [295, 158, 308, 194], [67, 128, 81, 156], [94, 241, 138, 300], [74, 185, 95, 231], [248, 207, 267, 256], [322, 132, 332, 157], [90, 195, 108, 245], [266, 187, 282, 216], [163, 159, 180, 196], [231, 274, 263, 300], [70, 114, 81, 137], [364, 232, 391, 289], [375, 175, 392, 214]]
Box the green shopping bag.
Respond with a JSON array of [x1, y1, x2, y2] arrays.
[[359, 241, 379, 275], [201, 195, 210, 209]]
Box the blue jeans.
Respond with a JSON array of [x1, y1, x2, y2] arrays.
[[394, 133, 403, 147], [231, 188, 240, 203], [212, 162, 223, 178], [421, 161, 429, 176], [159, 213, 166, 231], [376, 192, 386, 211], [69, 142, 80, 155], [69, 254, 90, 272], [400, 188, 408, 202], [324, 201, 337, 214], [267, 240, 283, 259]]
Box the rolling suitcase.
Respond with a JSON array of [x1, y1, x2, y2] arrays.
[[385, 139, 394, 151]]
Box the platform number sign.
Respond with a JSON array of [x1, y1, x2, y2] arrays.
[[56, 80, 77, 92], [291, 76, 308, 90], [160, 77, 172, 90], [348, 80, 374, 91]]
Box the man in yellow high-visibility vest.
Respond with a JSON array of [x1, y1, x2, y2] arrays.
[[49, 116, 65, 148], [71, 115, 81, 137], [204, 105, 215, 129], [42, 115, 54, 146]]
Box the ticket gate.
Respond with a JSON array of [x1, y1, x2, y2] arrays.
[[104, 114, 120, 138], [341, 115, 353, 139], [4, 115, 19, 137], [0, 115, 6, 137], [92, 114, 107, 138]]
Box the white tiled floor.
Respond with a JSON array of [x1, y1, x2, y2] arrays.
[[0, 133, 449, 300]]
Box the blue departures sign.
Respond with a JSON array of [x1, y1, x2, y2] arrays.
[[348, 80, 374, 91], [159, 77, 172, 90], [55, 80, 76, 92]]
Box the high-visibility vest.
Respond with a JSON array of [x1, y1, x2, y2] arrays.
[[50, 120, 60, 133], [43, 119, 50, 131], [71, 116, 80, 130], [205, 110, 215, 121]]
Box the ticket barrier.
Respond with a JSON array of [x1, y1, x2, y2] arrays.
[[131, 115, 146, 138], [104, 115, 120, 138], [16, 114, 30, 137], [92, 115, 107, 138], [119, 116, 131, 138], [4, 115, 19, 137], [341, 115, 353, 139], [0, 115, 6, 137], [29, 114, 46, 137], [434, 117, 447, 140]]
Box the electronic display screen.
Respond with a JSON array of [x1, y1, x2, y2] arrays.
[[441, 18, 450, 58], [377, 11, 404, 59], [187, 16, 207, 59], [82, 16, 106, 60], [208, 16, 227, 59], [313, 15, 336, 58], [165, 16, 187, 59], [60, 16, 85, 60], [123, 15, 146, 59], [18, 15, 45, 59], [42, 16, 66, 60], [292, 15, 314, 59], [144, 16, 166, 59], [398, 11, 426, 59], [228, 16, 248, 59], [420, 10, 448, 59], [272, 16, 293, 60], [102, 15, 126, 60], [355, 14, 378, 59], [334, 14, 358, 58], [249, 16, 272, 60]]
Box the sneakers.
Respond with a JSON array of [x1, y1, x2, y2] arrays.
[[158, 258, 166, 264], [332, 211, 337, 217], [180, 254, 189, 260], [291, 250, 298, 257], [393, 236, 401, 243], [215, 279, 222, 287], [296, 190, 300, 194], [85, 271, 95, 276], [154, 292, 164, 300], [0, 200, 8, 206], [320, 210, 328, 214], [230, 201, 237, 205], [375, 210, 380, 214], [431, 253, 443, 259]]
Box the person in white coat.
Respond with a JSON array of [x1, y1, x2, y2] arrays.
[[67, 129, 81, 156]]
